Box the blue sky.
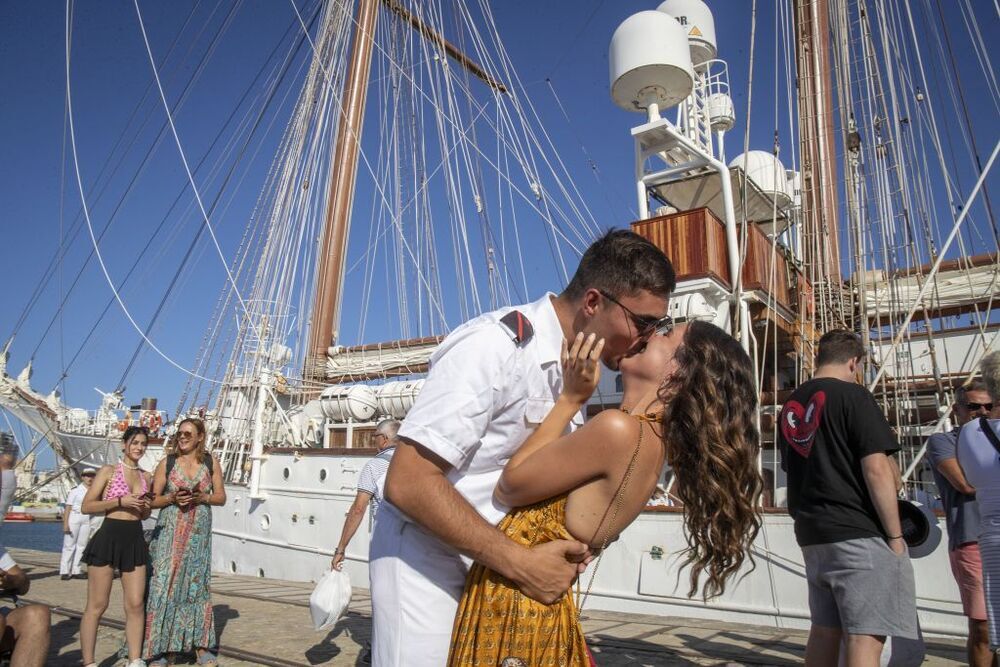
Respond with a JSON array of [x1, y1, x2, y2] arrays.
[[1, 0, 996, 467]]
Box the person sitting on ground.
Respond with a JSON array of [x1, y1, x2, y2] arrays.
[[0, 543, 51, 666]]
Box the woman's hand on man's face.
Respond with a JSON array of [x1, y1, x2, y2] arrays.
[[561, 333, 604, 405]]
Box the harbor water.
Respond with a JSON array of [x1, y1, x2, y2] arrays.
[[0, 521, 63, 553]]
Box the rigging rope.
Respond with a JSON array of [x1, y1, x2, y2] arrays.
[[64, 0, 222, 384], [132, 0, 264, 347]]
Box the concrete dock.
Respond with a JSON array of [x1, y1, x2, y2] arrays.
[[11, 548, 965, 665]]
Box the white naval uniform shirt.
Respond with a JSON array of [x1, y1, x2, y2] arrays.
[[64, 484, 88, 517], [397, 292, 583, 527]]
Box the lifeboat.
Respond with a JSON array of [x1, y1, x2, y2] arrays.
[[3, 511, 33, 523]]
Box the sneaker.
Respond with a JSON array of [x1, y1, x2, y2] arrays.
[[125, 660, 147, 667], [60, 574, 70, 581]]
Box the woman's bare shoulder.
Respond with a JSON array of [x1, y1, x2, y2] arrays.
[[582, 409, 640, 444]]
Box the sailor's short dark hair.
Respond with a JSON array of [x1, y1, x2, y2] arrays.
[[562, 229, 676, 300]]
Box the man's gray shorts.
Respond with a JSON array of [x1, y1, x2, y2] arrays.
[[802, 536, 919, 639]]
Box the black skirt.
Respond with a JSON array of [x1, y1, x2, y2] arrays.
[[82, 517, 148, 572]]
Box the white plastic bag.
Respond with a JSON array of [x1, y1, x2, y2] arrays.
[[309, 568, 352, 631]]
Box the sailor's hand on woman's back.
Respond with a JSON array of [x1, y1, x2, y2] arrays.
[[511, 538, 591, 604], [560, 333, 604, 406]]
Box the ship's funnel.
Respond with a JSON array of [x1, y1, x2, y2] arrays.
[[609, 11, 694, 115], [657, 0, 718, 65]]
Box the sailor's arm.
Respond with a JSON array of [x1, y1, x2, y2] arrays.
[[386, 441, 588, 604]]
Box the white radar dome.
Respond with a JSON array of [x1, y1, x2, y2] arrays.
[[707, 92, 734, 131], [319, 384, 378, 422], [729, 151, 793, 209], [376, 380, 425, 419], [657, 0, 718, 65], [610, 11, 694, 113]]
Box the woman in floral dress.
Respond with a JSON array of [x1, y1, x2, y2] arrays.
[[144, 418, 226, 666]]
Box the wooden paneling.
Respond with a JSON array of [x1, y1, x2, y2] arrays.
[[631, 207, 793, 311], [631, 209, 730, 287]]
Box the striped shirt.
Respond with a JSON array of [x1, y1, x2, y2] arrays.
[[357, 447, 395, 521]]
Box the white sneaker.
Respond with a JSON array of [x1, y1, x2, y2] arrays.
[[125, 660, 147, 667]]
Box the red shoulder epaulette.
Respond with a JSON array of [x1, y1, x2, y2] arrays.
[[498, 310, 534, 345]]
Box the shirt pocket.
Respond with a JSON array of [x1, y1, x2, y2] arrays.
[[523, 396, 555, 426]]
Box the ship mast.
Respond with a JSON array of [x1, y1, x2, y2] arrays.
[[307, 0, 380, 383], [305, 0, 507, 386], [793, 0, 845, 336]]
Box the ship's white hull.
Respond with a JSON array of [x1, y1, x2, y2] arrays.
[[212, 450, 966, 638], [0, 382, 164, 473]]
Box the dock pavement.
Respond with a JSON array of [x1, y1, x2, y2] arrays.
[[11, 548, 965, 665]]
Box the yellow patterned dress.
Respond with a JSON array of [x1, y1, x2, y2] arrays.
[[448, 495, 589, 666]]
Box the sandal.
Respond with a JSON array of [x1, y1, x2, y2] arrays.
[[196, 651, 219, 666]]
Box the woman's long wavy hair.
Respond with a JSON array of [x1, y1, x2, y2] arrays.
[[658, 320, 763, 599]]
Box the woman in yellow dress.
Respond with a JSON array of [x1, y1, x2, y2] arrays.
[[448, 321, 763, 666]]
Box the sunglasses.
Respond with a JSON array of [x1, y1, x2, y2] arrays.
[[598, 289, 673, 338], [177, 431, 197, 440], [964, 402, 993, 412]]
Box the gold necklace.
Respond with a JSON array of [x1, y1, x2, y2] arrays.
[[121, 461, 140, 470]]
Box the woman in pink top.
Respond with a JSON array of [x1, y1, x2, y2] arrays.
[[80, 426, 153, 667]]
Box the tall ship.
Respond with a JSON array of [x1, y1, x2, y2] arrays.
[[1, 0, 997, 644]]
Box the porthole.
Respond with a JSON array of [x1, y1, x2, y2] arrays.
[[282, 467, 290, 480], [229, 561, 237, 574], [291, 513, 298, 523], [260, 514, 271, 531], [308, 515, 315, 525], [319, 469, 328, 482]]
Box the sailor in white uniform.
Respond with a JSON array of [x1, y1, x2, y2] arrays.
[[60, 468, 96, 580], [371, 230, 675, 666]]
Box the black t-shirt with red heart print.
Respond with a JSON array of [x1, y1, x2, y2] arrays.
[[778, 377, 899, 546]]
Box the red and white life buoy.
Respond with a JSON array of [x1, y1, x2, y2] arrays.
[[140, 412, 163, 431]]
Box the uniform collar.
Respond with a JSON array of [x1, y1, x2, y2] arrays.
[[525, 292, 564, 366]]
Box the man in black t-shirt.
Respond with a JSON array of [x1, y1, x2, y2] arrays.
[[779, 330, 920, 666]]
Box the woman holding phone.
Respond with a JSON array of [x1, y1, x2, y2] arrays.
[[80, 425, 153, 667], [144, 418, 226, 666]]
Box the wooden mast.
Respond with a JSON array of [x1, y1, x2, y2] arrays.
[[304, 0, 508, 385], [793, 0, 843, 335], [307, 0, 380, 382]]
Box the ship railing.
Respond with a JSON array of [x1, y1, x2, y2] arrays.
[[57, 409, 170, 438]]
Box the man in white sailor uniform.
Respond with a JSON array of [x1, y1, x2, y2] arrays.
[[371, 230, 676, 665], [60, 468, 96, 580]]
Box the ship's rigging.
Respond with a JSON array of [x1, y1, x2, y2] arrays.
[[0, 0, 995, 504]]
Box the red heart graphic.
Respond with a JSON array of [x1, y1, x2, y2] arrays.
[[780, 391, 826, 459]]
